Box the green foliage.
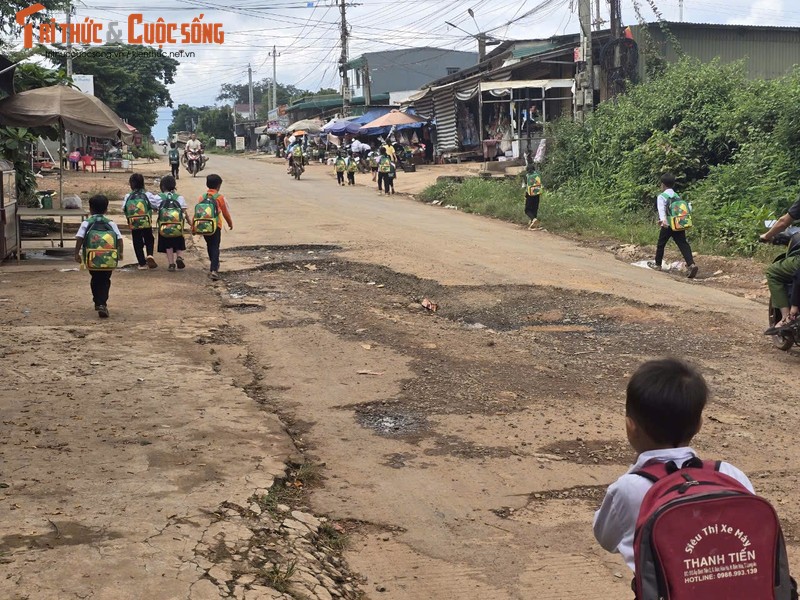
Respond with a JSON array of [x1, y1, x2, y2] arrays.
[[168, 104, 206, 137], [0, 1, 70, 36], [197, 105, 233, 146], [540, 58, 800, 256], [0, 126, 39, 206], [46, 43, 178, 135]]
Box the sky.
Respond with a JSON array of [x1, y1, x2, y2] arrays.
[[8, 0, 800, 139]]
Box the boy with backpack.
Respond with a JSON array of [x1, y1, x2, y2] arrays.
[[523, 164, 543, 230], [334, 152, 347, 186], [193, 173, 233, 281], [647, 172, 698, 279], [156, 175, 189, 271], [594, 358, 796, 599], [377, 147, 395, 195], [168, 142, 180, 179], [346, 151, 358, 186], [74, 195, 123, 319], [121, 173, 160, 270]]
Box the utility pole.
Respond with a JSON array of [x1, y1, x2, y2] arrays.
[[362, 59, 371, 106], [577, 0, 593, 120], [477, 33, 486, 62], [679, 0, 684, 22], [270, 45, 280, 112], [65, 1, 73, 153], [247, 64, 255, 121], [339, 0, 350, 116], [247, 64, 255, 149]]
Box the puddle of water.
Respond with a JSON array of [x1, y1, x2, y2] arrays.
[[355, 410, 426, 436]]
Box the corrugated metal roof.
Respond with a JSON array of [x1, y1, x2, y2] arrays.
[[511, 41, 562, 59]]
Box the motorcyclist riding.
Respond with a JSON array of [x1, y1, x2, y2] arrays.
[[286, 135, 305, 174], [761, 193, 800, 333]]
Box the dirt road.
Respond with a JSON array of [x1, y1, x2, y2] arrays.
[[3, 154, 799, 599]]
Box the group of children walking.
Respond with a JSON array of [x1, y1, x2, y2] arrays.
[[333, 145, 397, 195], [74, 172, 233, 319]]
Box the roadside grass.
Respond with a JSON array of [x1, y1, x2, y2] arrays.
[[264, 559, 297, 592], [256, 461, 326, 517], [419, 178, 779, 263], [317, 522, 349, 552]]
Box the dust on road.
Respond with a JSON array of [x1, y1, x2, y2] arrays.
[[3, 154, 799, 600]]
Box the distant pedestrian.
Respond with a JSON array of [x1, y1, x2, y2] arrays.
[[334, 152, 347, 186], [648, 172, 698, 278], [168, 142, 180, 179], [376, 147, 395, 195], [193, 173, 233, 281], [346, 151, 357, 186], [523, 164, 543, 230], [74, 194, 123, 319]]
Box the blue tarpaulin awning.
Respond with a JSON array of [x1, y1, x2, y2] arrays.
[[326, 108, 392, 136]]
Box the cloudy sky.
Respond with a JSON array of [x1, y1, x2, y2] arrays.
[[10, 0, 799, 138]]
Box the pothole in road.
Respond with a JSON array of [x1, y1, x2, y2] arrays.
[[355, 407, 428, 437], [528, 484, 608, 502], [224, 244, 341, 263], [224, 303, 266, 314], [539, 438, 634, 465]]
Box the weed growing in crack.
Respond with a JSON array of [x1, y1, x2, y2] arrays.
[[317, 522, 349, 552], [264, 559, 297, 592], [294, 462, 325, 487]]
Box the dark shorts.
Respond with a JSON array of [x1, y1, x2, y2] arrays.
[[158, 234, 186, 253]]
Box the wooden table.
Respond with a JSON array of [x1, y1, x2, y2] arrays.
[[16, 207, 89, 261]]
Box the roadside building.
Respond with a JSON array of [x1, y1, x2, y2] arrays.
[[409, 22, 800, 162]]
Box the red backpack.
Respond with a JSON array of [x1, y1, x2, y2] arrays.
[[633, 458, 796, 600]]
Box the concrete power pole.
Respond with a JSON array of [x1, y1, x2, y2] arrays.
[[270, 45, 280, 112], [339, 0, 350, 116], [577, 0, 594, 120], [247, 64, 255, 149], [65, 1, 73, 152], [679, 0, 684, 22]]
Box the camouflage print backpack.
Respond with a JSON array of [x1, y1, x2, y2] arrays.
[[192, 192, 219, 236], [83, 216, 119, 271], [123, 190, 152, 230], [158, 193, 184, 238]]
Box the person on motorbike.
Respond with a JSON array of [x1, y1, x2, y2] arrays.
[[184, 133, 202, 158], [760, 196, 800, 332]]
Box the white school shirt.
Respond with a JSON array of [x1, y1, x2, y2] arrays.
[[155, 193, 188, 210], [76, 217, 122, 239], [656, 188, 674, 224], [592, 446, 754, 572], [121, 190, 161, 211]]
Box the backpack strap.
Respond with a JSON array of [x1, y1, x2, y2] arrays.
[[634, 456, 716, 482]]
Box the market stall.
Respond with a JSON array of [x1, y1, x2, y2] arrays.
[[478, 79, 573, 160], [0, 85, 133, 202]]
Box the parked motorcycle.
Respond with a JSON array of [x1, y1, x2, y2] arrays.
[[183, 150, 206, 177], [764, 220, 800, 350]]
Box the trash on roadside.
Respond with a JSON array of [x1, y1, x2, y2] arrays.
[[303, 263, 317, 271], [421, 298, 438, 312], [357, 370, 384, 376], [59, 268, 79, 272], [444, 204, 458, 210], [360, 344, 373, 350]]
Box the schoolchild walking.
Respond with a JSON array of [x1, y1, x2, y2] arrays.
[[74, 194, 123, 319], [523, 164, 543, 229], [122, 172, 159, 270], [346, 151, 357, 186], [168, 142, 180, 179], [647, 172, 698, 278], [192, 173, 233, 281], [155, 175, 189, 271], [593, 359, 796, 599], [334, 152, 347, 186], [376, 147, 395, 195]]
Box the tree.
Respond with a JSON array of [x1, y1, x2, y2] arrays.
[[168, 104, 208, 137], [1, 1, 70, 37], [47, 43, 178, 135], [197, 106, 233, 146]]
